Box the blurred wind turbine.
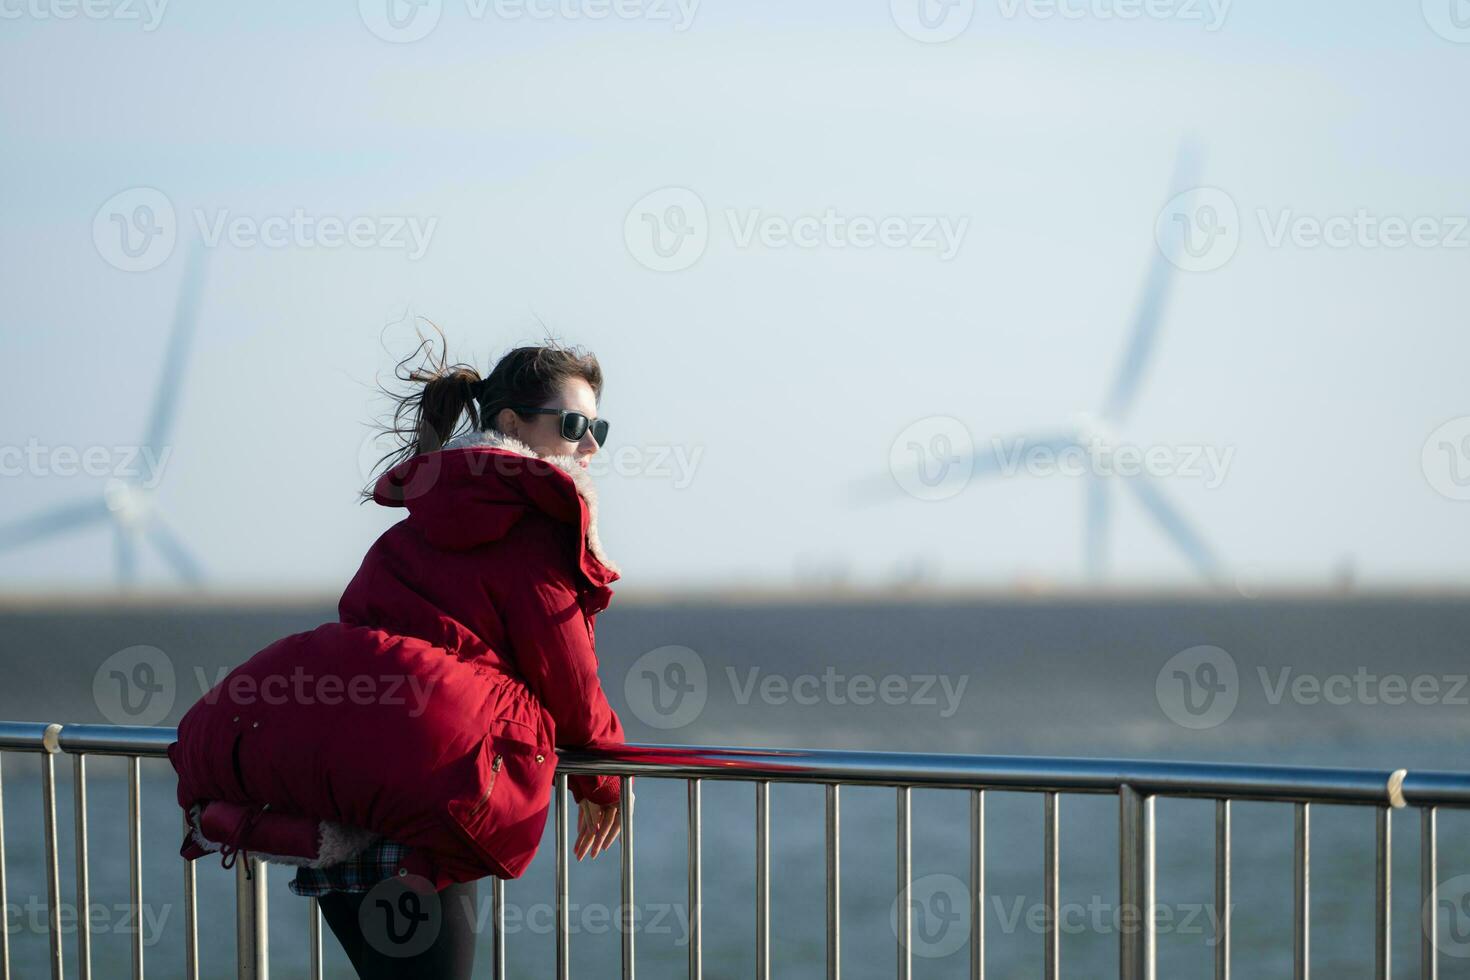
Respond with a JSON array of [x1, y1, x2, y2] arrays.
[[866, 143, 1225, 585], [0, 244, 209, 588]]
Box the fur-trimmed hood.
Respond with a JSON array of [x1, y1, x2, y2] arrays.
[[371, 426, 619, 587]]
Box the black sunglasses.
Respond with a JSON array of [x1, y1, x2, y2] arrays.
[[512, 407, 610, 446]]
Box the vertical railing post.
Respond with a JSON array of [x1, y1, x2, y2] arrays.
[[235, 857, 269, 979], [1294, 803, 1310, 980], [1119, 784, 1154, 980], [40, 724, 64, 980], [555, 773, 569, 980], [127, 755, 144, 979], [74, 754, 92, 980], [827, 783, 840, 980], [897, 786, 911, 980], [621, 775, 635, 980], [689, 778, 703, 980], [306, 898, 320, 980], [1214, 800, 1230, 980], [1044, 793, 1059, 980], [756, 780, 770, 980], [1374, 807, 1390, 980], [0, 752, 9, 980], [184, 813, 199, 980], [1422, 806, 1439, 980], [971, 789, 984, 980], [491, 875, 505, 979]]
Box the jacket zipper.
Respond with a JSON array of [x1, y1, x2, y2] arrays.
[[464, 753, 503, 822]]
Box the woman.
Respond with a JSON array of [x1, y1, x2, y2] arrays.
[[168, 337, 628, 978]]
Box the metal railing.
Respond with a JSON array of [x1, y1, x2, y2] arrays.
[[1, 720, 1468, 978]]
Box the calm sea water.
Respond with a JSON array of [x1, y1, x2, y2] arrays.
[[1, 595, 1467, 978]]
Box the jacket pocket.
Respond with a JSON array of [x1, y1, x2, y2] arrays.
[[445, 718, 552, 878], [460, 752, 503, 824]]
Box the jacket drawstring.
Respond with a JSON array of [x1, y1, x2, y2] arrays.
[[216, 803, 271, 879]]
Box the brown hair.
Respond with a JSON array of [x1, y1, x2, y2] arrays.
[[361, 321, 604, 500]]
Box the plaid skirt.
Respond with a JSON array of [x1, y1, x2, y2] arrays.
[[288, 839, 410, 897]]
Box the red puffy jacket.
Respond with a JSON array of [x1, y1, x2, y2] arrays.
[[168, 429, 626, 889]]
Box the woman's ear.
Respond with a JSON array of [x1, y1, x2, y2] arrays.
[[494, 407, 520, 437]]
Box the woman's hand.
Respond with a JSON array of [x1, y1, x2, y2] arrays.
[[574, 798, 621, 861]]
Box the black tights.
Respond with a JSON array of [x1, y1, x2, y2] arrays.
[[318, 879, 479, 980]]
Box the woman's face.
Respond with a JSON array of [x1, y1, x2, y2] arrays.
[[500, 377, 603, 468]]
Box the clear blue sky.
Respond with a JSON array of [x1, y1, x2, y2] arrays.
[[2, 0, 1468, 592]]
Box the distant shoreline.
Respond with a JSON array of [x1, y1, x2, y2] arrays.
[[1, 582, 1467, 610]]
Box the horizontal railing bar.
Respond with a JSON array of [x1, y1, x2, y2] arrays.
[[1399, 771, 1470, 807], [6, 722, 1470, 808], [0, 721, 57, 751], [58, 725, 175, 758], [559, 745, 1456, 808]]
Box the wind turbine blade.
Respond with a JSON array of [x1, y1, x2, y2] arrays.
[[0, 498, 110, 553], [145, 516, 205, 584], [114, 524, 139, 587], [1100, 141, 1204, 423], [850, 430, 1079, 504], [1123, 474, 1224, 584], [1084, 472, 1108, 581], [141, 241, 208, 458]]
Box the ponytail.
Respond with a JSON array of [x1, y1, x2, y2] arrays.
[[360, 321, 481, 501]]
